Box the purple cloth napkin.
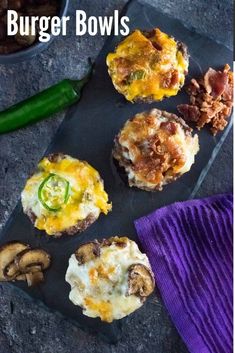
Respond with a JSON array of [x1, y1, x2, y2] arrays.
[[135, 193, 233, 353]]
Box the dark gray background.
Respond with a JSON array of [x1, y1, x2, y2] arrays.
[[0, 0, 232, 352]]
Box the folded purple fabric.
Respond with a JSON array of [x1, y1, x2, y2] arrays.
[[135, 193, 233, 353]]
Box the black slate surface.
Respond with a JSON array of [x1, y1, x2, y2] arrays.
[[0, 0, 233, 345], [0, 1, 232, 352]]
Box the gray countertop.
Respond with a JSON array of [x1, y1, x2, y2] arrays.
[[0, 1, 232, 352]]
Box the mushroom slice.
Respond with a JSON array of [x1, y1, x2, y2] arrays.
[[25, 264, 42, 273], [16, 274, 26, 281], [75, 241, 100, 265], [26, 272, 44, 287], [4, 258, 42, 280], [0, 241, 29, 281], [4, 260, 20, 281], [101, 236, 128, 248], [128, 264, 155, 298], [15, 249, 51, 273]]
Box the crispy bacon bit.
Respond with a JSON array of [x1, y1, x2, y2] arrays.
[[160, 121, 177, 134], [131, 120, 185, 184], [191, 78, 200, 90], [177, 64, 233, 135], [204, 68, 228, 98], [223, 70, 233, 101], [177, 105, 200, 122], [151, 41, 163, 51], [161, 69, 179, 88], [114, 57, 132, 82]]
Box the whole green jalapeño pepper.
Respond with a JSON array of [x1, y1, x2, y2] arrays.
[[0, 61, 93, 134], [38, 174, 70, 212]]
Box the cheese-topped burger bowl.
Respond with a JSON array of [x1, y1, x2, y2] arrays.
[[113, 108, 199, 191], [21, 153, 111, 237], [106, 28, 189, 102], [65, 236, 155, 322]]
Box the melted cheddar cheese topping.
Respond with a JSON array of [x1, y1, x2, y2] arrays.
[[107, 28, 188, 102], [114, 109, 199, 190], [65, 237, 152, 322], [21, 155, 111, 235]]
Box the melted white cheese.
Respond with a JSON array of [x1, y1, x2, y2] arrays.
[[65, 238, 152, 322]]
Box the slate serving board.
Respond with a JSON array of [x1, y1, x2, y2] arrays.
[[0, 0, 233, 343]]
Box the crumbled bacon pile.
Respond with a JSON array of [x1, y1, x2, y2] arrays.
[[177, 64, 233, 135]]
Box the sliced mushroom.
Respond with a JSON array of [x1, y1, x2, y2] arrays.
[[26, 271, 44, 287], [15, 249, 51, 273], [25, 264, 42, 273], [128, 264, 155, 298], [4, 255, 42, 280], [75, 241, 100, 265], [101, 236, 128, 248], [4, 260, 20, 280], [4, 263, 38, 282], [0, 241, 29, 281], [16, 274, 26, 281]]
